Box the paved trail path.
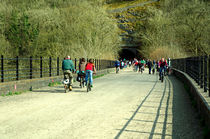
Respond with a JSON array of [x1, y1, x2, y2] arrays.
[[0, 69, 203, 139]]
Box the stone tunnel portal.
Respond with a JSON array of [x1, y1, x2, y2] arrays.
[[119, 48, 140, 60]]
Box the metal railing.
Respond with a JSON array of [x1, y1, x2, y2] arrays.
[[0, 55, 115, 82], [171, 55, 210, 97]]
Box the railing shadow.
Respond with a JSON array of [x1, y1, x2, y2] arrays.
[[114, 76, 158, 139]]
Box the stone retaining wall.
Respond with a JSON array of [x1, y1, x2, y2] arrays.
[[173, 68, 210, 128], [0, 68, 115, 95]]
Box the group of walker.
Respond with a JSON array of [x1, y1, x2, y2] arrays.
[[115, 57, 171, 81], [62, 56, 96, 93]]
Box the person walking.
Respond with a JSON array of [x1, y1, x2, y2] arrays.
[[115, 60, 120, 73], [152, 60, 156, 74], [147, 59, 152, 74]]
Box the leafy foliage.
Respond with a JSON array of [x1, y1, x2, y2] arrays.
[[134, 0, 210, 59], [0, 0, 120, 59]]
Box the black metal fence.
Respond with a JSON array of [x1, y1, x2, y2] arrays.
[[0, 55, 115, 82], [171, 55, 210, 97]]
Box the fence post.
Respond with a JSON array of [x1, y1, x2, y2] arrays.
[[30, 56, 32, 79], [200, 56, 203, 88], [40, 57, 43, 78], [197, 57, 200, 85], [195, 57, 199, 84], [204, 55, 207, 92], [16, 56, 19, 80], [1, 55, 4, 82], [95, 59, 97, 69], [49, 57, 52, 77], [95, 59, 97, 70], [57, 57, 59, 76], [184, 58, 187, 73], [75, 58, 77, 71], [209, 55, 210, 97], [99, 59, 101, 70], [97, 59, 99, 70]]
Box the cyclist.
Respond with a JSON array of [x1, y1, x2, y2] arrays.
[[134, 60, 138, 72], [85, 59, 96, 87], [62, 56, 75, 91], [158, 58, 168, 80], [78, 58, 86, 87], [120, 60, 124, 70], [115, 60, 120, 73], [129, 61, 132, 67], [138, 60, 144, 73], [140, 59, 146, 71]]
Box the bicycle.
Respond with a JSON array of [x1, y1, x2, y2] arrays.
[[80, 76, 85, 88], [87, 82, 91, 92], [140, 66, 144, 74], [63, 79, 71, 93], [160, 70, 164, 83], [152, 68, 155, 74], [86, 72, 95, 92], [116, 67, 120, 74]]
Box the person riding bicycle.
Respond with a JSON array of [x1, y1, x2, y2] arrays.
[[158, 58, 168, 80], [140, 59, 145, 71], [120, 60, 124, 70], [85, 59, 96, 87], [138, 60, 143, 73], [115, 60, 120, 73], [134, 60, 138, 72], [62, 56, 75, 91], [78, 58, 86, 87]]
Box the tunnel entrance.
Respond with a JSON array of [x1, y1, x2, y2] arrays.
[[119, 48, 137, 60]]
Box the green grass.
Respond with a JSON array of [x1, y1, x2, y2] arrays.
[[1, 91, 22, 97], [93, 74, 106, 79], [48, 81, 62, 87]]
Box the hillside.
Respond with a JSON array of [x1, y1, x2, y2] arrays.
[[106, 0, 210, 59], [0, 0, 120, 59]]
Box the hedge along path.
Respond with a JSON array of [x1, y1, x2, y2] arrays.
[[0, 68, 203, 139]]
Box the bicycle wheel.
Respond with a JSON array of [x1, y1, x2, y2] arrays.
[[161, 73, 164, 82], [89, 84, 91, 91], [82, 79, 85, 88], [64, 84, 68, 93], [87, 83, 89, 92]]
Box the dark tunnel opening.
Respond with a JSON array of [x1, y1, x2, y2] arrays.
[[119, 49, 140, 60]]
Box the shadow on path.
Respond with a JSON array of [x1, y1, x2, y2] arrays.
[[114, 75, 203, 138], [114, 76, 158, 139]]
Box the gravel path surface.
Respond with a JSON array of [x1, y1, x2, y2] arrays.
[[0, 68, 203, 139]]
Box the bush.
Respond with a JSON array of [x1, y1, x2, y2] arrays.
[[135, 0, 210, 58], [0, 0, 120, 59]]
